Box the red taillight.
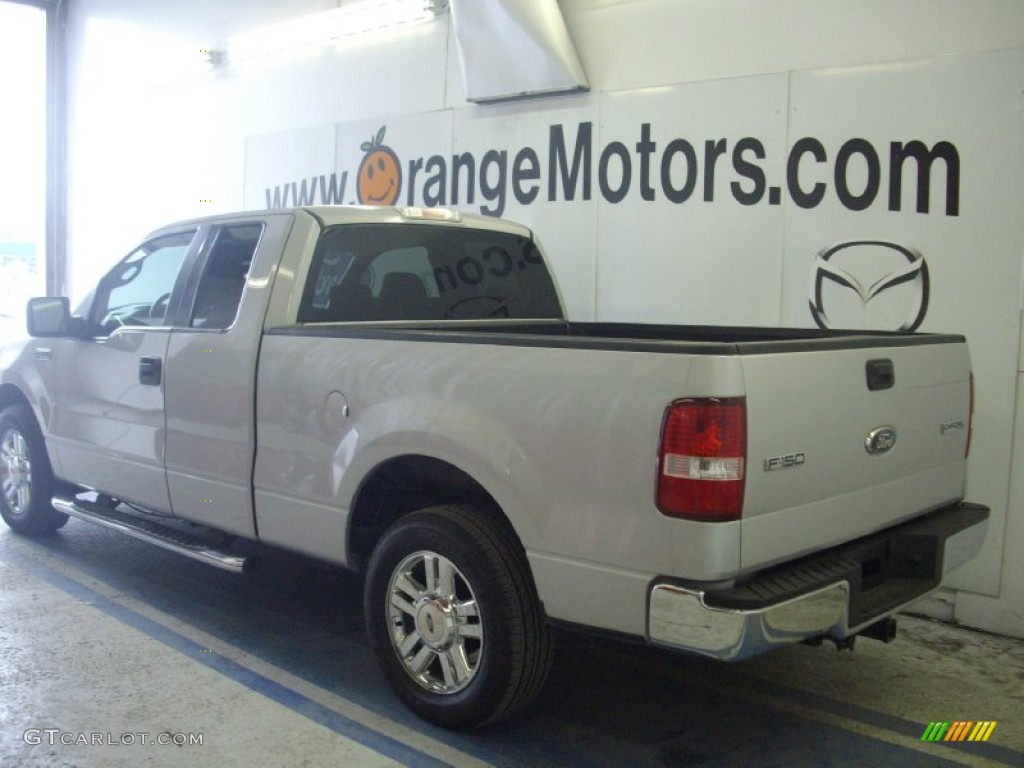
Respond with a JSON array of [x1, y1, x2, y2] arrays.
[[657, 398, 746, 521], [966, 372, 974, 458]]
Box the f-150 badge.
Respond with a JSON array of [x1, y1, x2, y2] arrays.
[[763, 453, 806, 471]]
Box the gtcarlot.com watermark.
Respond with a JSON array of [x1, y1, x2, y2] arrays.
[[24, 729, 203, 747]]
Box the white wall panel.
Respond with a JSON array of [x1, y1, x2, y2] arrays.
[[595, 76, 788, 325], [958, 374, 1024, 636], [226, 24, 450, 137], [779, 50, 1024, 596], [244, 125, 337, 211], [559, 0, 1024, 95]]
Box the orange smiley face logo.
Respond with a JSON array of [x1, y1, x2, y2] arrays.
[[357, 126, 401, 206]]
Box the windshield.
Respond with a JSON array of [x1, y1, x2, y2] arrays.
[[298, 223, 563, 323]]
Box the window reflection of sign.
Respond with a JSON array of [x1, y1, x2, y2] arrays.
[[313, 252, 354, 309], [433, 244, 545, 295]]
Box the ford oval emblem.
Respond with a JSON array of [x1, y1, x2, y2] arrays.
[[866, 427, 897, 455]]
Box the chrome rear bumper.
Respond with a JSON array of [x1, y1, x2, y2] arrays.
[[647, 502, 989, 660]]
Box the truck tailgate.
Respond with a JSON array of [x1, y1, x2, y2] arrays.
[[739, 338, 971, 573]]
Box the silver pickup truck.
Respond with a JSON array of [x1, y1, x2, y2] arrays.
[[0, 206, 989, 728]]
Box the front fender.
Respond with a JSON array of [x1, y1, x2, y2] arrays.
[[0, 338, 60, 473]]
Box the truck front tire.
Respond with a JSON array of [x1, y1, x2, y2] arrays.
[[0, 404, 68, 535], [364, 504, 552, 729]]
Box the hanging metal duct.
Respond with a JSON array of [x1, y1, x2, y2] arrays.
[[449, 0, 589, 103]]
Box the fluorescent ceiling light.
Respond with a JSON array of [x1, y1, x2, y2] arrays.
[[229, 0, 445, 63]]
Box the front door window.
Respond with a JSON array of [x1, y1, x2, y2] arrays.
[[90, 232, 194, 334]]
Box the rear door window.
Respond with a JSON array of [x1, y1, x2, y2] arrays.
[[188, 223, 263, 330]]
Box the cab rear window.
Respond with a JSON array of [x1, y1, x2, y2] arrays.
[[298, 224, 562, 323]]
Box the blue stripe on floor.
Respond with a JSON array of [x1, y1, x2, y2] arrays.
[[7, 548, 451, 768], [9, 531, 512, 766], [736, 667, 1024, 766]]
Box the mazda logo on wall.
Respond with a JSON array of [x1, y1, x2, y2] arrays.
[[809, 240, 930, 332]]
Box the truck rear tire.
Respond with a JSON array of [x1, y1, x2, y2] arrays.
[[0, 404, 68, 535], [364, 504, 552, 729]]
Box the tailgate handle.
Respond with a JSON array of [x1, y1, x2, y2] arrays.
[[866, 359, 895, 391]]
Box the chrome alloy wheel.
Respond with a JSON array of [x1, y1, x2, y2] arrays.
[[0, 427, 32, 515], [386, 550, 483, 694]]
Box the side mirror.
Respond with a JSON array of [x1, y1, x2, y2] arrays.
[[26, 297, 72, 337]]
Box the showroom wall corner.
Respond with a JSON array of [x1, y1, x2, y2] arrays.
[[64, 0, 452, 296]]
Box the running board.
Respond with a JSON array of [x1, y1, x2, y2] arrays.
[[52, 496, 246, 573]]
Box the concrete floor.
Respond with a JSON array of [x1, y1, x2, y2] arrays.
[[1, 519, 1022, 768]]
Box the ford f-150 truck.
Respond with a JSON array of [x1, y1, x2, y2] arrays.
[[0, 206, 989, 728]]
